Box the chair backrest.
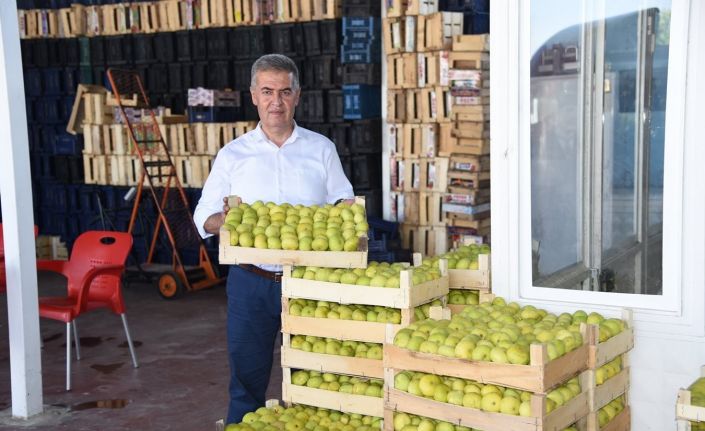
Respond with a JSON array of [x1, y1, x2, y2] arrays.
[[66, 231, 133, 314]]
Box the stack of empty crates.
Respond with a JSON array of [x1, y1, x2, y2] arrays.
[[440, 34, 490, 240], [332, 2, 383, 218], [384, 1, 464, 256]]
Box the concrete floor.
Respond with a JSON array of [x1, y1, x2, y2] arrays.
[[0, 272, 282, 430]]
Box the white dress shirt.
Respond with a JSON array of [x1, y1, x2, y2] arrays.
[[194, 122, 354, 242]]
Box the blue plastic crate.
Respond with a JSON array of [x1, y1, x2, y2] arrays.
[[342, 38, 380, 51], [24, 69, 42, 96], [77, 185, 98, 212], [368, 216, 401, 239], [440, 0, 488, 12], [466, 11, 489, 34], [34, 98, 62, 123], [368, 237, 388, 252], [60, 96, 75, 122], [54, 133, 82, 155], [62, 67, 80, 94], [342, 84, 381, 120], [39, 181, 67, 209], [26, 98, 36, 124], [42, 68, 63, 95], [342, 17, 381, 40], [341, 44, 381, 64], [187, 106, 239, 123], [31, 153, 54, 179]]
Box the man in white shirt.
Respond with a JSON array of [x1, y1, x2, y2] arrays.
[[193, 54, 353, 425]]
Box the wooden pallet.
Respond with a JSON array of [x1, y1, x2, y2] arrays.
[[384, 378, 590, 431], [281, 261, 448, 309], [677, 366, 705, 430], [585, 310, 634, 369], [282, 368, 383, 417]]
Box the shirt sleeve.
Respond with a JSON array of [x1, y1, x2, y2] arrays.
[[325, 145, 355, 204], [193, 148, 231, 239]]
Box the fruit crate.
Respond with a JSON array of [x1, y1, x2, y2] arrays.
[[585, 310, 634, 369], [446, 290, 494, 315], [580, 398, 630, 431], [383, 331, 589, 394], [677, 366, 705, 430], [219, 196, 369, 268], [280, 333, 384, 379], [588, 364, 630, 413], [414, 252, 490, 291], [281, 297, 407, 344], [282, 368, 384, 417], [281, 261, 448, 309], [383, 372, 590, 431]]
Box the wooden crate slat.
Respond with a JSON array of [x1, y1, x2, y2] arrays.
[[281, 346, 384, 379], [282, 312, 402, 345], [591, 367, 630, 412], [586, 406, 631, 431], [448, 253, 491, 289], [588, 327, 635, 369], [383, 341, 589, 394], [284, 382, 383, 417]]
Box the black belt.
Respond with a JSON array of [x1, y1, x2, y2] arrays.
[[238, 264, 282, 283]]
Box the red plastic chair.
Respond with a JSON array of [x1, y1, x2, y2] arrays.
[[37, 231, 139, 391], [0, 223, 38, 293]]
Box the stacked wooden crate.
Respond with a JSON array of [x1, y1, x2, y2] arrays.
[[578, 311, 634, 431], [384, 3, 465, 256], [677, 366, 705, 431], [79, 88, 256, 186], [18, 0, 345, 38], [383, 302, 592, 431], [441, 34, 491, 239], [279, 260, 449, 417]]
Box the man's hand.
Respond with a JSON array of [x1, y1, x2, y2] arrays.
[[203, 197, 232, 235]]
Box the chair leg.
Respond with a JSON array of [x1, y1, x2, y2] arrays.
[[66, 322, 72, 391], [120, 314, 139, 368], [72, 319, 81, 360]]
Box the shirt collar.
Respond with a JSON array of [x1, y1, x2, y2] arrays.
[[254, 121, 301, 148]]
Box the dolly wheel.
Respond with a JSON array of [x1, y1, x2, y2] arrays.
[[157, 271, 185, 299]]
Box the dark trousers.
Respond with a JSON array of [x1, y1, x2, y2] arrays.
[[226, 265, 281, 425]]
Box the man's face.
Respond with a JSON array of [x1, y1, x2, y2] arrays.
[[250, 70, 300, 130]]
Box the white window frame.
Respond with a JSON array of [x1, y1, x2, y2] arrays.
[[490, 0, 705, 337]]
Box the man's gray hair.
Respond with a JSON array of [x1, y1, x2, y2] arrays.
[[250, 54, 300, 90]]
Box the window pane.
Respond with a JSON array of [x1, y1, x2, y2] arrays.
[[530, 1, 585, 282], [530, 0, 670, 294]]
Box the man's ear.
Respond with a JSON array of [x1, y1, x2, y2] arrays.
[[250, 89, 257, 106]]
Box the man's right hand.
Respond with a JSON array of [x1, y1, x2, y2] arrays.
[[203, 197, 232, 235]]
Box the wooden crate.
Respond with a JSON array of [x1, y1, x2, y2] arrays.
[[58, 5, 86, 37], [385, 0, 438, 17], [588, 367, 630, 413], [83, 6, 102, 37], [281, 261, 448, 309], [454, 120, 490, 139], [384, 337, 589, 394], [389, 156, 405, 192], [277, 0, 303, 23], [383, 373, 591, 431], [311, 0, 341, 20], [226, 0, 254, 25], [418, 51, 449, 88], [138, 2, 161, 33], [405, 90, 424, 124], [169, 124, 196, 156], [389, 124, 404, 157], [401, 225, 447, 257], [107, 155, 138, 186], [420, 157, 449, 192], [83, 154, 108, 185], [420, 87, 452, 123], [387, 55, 405, 90], [402, 192, 420, 224], [448, 169, 490, 192], [583, 404, 630, 431], [282, 368, 383, 417], [446, 291, 494, 315], [281, 298, 404, 344], [452, 34, 490, 52], [82, 125, 103, 154], [440, 136, 490, 156], [419, 192, 444, 227], [449, 51, 490, 70], [585, 310, 634, 369], [383, 17, 415, 54], [417, 12, 463, 52], [281, 333, 383, 378], [401, 124, 439, 159], [103, 125, 132, 155], [402, 158, 421, 192], [102, 4, 131, 35], [443, 252, 491, 290], [83, 93, 114, 125], [219, 197, 368, 267], [158, 0, 189, 31], [387, 91, 407, 123], [449, 154, 490, 173], [677, 366, 705, 430], [196, 0, 227, 28]]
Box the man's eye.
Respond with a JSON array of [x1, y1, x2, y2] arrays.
[[282, 90, 292, 97], [263, 90, 272, 95]]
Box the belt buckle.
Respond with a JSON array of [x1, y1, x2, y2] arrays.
[[274, 273, 282, 283]]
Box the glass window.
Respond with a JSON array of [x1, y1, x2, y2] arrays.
[[529, 0, 671, 294]]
